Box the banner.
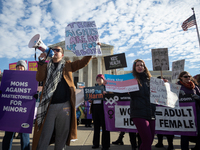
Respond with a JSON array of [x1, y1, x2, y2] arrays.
[[104, 93, 137, 132], [105, 73, 139, 93], [84, 86, 104, 101], [155, 94, 197, 136], [65, 21, 102, 57], [0, 70, 38, 133], [151, 48, 169, 71], [104, 93, 197, 136], [150, 77, 181, 108], [104, 53, 127, 70]]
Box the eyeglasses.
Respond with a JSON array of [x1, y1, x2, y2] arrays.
[[52, 49, 61, 52], [183, 76, 191, 78]]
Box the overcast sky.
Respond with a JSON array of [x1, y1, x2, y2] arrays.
[[0, 0, 200, 77]]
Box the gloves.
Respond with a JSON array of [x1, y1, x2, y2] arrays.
[[33, 94, 38, 99], [192, 94, 200, 100], [192, 94, 200, 106], [179, 90, 185, 96]]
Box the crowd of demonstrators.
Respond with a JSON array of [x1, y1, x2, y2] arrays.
[[2, 56, 200, 150], [32, 46, 92, 150], [178, 71, 200, 150], [2, 60, 30, 150], [89, 74, 110, 150]]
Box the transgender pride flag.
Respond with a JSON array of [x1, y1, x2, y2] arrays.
[[104, 73, 139, 93]]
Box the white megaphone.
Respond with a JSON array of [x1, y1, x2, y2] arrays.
[[28, 34, 54, 58]]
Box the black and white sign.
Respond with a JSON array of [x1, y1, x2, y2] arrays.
[[172, 59, 185, 80], [104, 53, 127, 70], [151, 48, 169, 71]]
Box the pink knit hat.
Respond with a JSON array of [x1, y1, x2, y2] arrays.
[[96, 74, 105, 81]]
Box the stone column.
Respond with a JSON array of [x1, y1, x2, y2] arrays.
[[88, 59, 92, 86], [97, 56, 102, 74], [78, 57, 83, 82]]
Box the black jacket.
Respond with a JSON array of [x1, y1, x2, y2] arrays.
[[130, 72, 156, 120]]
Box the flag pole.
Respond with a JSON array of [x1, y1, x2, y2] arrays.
[[192, 7, 200, 48]]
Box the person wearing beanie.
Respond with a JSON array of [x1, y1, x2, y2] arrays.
[[16, 60, 27, 70], [90, 74, 110, 150], [2, 60, 30, 150]]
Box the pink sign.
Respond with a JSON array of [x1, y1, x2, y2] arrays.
[[9, 62, 17, 70]]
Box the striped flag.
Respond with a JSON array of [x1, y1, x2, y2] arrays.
[[182, 14, 196, 31]]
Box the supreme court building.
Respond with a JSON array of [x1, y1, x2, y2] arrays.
[[49, 41, 114, 87]]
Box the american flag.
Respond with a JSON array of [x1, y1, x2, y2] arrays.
[[182, 14, 196, 31]]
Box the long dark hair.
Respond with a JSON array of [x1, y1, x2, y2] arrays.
[[132, 59, 152, 86]]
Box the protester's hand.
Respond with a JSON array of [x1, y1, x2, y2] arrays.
[[179, 90, 185, 96], [33, 94, 38, 99], [38, 53, 47, 61], [163, 79, 168, 82], [97, 42, 101, 46], [192, 94, 200, 100], [103, 91, 107, 95], [88, 100, 92, 103]]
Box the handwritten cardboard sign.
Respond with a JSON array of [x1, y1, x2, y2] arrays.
[[150, 77, 181, 108], [65, 21, 102, 56]]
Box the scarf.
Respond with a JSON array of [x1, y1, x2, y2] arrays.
[[36, 59, 65, 129], [179, 80, 195, 89]]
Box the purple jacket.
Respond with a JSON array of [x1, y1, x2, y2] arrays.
[[177, 81, 200, 96]]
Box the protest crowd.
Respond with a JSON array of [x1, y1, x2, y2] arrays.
[[0, 18, 200, 150]]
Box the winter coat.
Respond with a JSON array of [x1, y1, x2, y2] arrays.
[[177, 81, 200, 108], [129, 72, 156, 120], [32, 56, 92, 150], [177, 81, 200, 96]]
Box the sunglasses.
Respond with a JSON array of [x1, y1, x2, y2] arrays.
[[52, 49, 61, 52], [183, 76, 191, 78]]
